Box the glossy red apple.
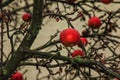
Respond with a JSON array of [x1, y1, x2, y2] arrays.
[[88, 16, 101, 29], [22, 13, 31, 22], [71, 49, 85, 57], [101, 0, 113, 4], [10, 72, 23, 80], [60, 28, 80, 47], [78, 37, 88, 47]]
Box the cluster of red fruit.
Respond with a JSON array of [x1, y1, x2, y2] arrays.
[[60, 28, 88, 57], [60, 0, 114, 57], [59, 15, 102, 57], [22, 0, 113, 22], [10, 72, 23, 80]]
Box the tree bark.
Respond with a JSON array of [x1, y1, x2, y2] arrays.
[[0, 0, 43, 80]]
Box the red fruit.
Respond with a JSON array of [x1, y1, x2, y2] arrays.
[[101, 0, 113, 4], [22, 13, 31, 22], [113, 78, 119, 80], [88, 16, 101, 29], [71, 49, 85, 57], [78, 37, 88, 47], [56, 17, 59, 22], [10, 72, 23, 80], [60, 28, 80, 47]]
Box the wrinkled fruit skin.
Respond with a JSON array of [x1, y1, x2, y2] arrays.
[[22, 13, 31, 22], [101, 0, 113, 4], [60, 28, 80, 47], [71, 49, 84, 57], [78, 37, 88, 47], [10, 72, 23, 80], [88, 16, 101, 29]]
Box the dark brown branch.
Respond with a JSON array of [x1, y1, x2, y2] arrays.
[[0, 0, 43, 80], [23, 49, 120, 79]]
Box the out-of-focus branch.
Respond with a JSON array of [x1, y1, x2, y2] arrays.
[[2, 0, 15, 7]]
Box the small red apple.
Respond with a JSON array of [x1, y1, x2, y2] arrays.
[[71, 49, 85, 57], [10, 72, 23, 80], [22, 13, 31, 22], [60, 28, 80, 47], [101, 0, 113, 4], [78, 37, 88, 47], [88, 16, 101, 29]]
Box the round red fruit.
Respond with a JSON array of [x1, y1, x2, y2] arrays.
[[71, 49, 85, 57], [101, 0, 113, 4], [22, 13, 31, 22], [78, 37, 88, 47], [88, 16, 101, 29], [60, 28, 80, 47], [10, 72, 23, 80]]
